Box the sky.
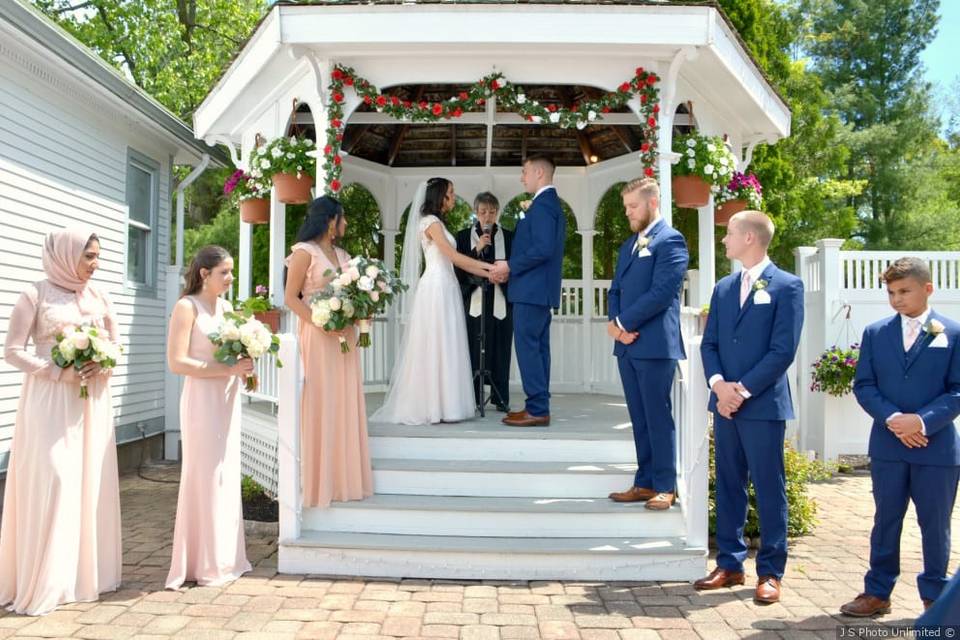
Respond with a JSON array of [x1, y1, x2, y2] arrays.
[[922, 1, 960, 96]]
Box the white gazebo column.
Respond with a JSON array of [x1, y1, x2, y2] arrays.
[[696, 196, 715, 307], [579, 229, 596, 392], [238, 221, 253, 300], [268, 192, 287, 316], [657, 113, 675, 226]]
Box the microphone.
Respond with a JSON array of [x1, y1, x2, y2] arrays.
[[482, 223, 493, 235]]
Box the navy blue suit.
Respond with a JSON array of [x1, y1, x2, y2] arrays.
[[700, 261, 804, 579], [854, 311, 960, 602], [608, 219, 688, 492], [507, 187, 565, 417]]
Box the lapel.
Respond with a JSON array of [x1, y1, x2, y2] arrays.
[[734, 262, 777, 328], [622, 219, 665, 278], [904, 311, 938, 372], [883, 315, 907, 371]]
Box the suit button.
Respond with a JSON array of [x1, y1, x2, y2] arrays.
[[904, 375, 909, 380], [733, 338, 739, 343]]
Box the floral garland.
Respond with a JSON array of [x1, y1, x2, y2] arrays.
[[320, 64, 660, 195]]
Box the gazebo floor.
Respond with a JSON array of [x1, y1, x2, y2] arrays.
[[245, 392, 706, 581]]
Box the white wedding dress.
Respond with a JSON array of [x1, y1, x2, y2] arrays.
[[370, 214, 476, 425]]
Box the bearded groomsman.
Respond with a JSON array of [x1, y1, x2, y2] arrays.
[[606, 177, 689, 511], [840, 258, 960, 618], [696, 210, 803, 605]]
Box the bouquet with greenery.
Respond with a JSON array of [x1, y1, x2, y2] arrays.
[[208, 312, 282, 391], [323, 256, 407, 347], [672, 133, 738, 190], [249, 135, 315, 181], [718, 171, 763, 209], [52, 324, 123, 398], [810, 344, 859, 397]]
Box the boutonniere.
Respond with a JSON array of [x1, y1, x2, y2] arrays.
[[753, 278, 768, 291], [634, 236, 651, 253], [519, 200, 532, 211], [924, 319, 945, 336]]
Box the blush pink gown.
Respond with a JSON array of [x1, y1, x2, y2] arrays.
[[0, 280, 122, 616], [165, 296, 251, 589], [287, 243, 373, 508]]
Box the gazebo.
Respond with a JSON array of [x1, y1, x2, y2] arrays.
[[191, 0, 791, 580]]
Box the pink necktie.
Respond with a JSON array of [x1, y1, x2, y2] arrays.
[[739, 272, 752, 307], [904, 318, 920, 351]]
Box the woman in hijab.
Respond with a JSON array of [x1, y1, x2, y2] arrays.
[[0, 226, 122, 615]]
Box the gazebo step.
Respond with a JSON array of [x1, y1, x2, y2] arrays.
[[302, 494, 683, 538], [279, 531, 706, 581], [368, 432, 635, 463], [371, 458, 636, 498]]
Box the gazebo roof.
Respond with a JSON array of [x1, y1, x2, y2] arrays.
[[194, 1, 791, 150]]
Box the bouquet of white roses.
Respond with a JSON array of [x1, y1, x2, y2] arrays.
[[309, 289, 357, 353], [322, 256, 408, 348], [51, 324, 123, 398], [208, 312, 282, 391]]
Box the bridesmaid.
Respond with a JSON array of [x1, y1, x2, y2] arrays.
[[285, 196, 373, 508], [0, 227, 122, 615], [165, 246, 253, 588]]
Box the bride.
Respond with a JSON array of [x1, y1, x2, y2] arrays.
[[371, 178, 494, 425]]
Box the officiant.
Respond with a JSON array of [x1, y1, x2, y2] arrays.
[[455, 192, 514, 412]]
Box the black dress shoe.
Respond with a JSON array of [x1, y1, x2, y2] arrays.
[[495, 404, 510, 413]]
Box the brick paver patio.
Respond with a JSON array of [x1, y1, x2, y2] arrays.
[[1, 465, 957, 639]]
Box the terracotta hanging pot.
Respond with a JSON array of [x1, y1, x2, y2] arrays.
[[672, 175, 711, 208], [239, 198, 270, 224], [715, 199, 748, 226], [254, 309, 281, 333], [273, 172, 314, 204]]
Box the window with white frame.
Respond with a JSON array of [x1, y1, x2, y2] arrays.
[[125, 149, 159, 289]]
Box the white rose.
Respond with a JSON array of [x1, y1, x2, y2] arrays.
[[349, 256, 362, 266], [247, 342, 266, 358], [704, 164, 715, 175], [312, 310, 330, 326], [70, 331, 90, 351], [336, 274, 353, 288], [221, 322, 241, 341], [358, 276, 374, 291], [329, 296, 342, 311], [289, 136, 298, 145], [305, 139, 314, 147], [517, 94, 527, 104], [707, 143, 716, 153], [378, 280, 387, 291], [588, 110, 597, 121], [531, 116, 542, 124], [549, 112, 561, 124], [370, 290, 380, 303], [342, 301, 355, 318], [58, 338, 76, 361], [686, 138, 696, 148], [311, 298, 330, 312], [576, 121, 587, 130], [365, 265, 380, 279], [385, 286, 393, 294], [687, 159, 696, 169], [349, 267, 361, 282]]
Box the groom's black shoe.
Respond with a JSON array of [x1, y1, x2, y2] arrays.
[[503, 411, 550, 427]]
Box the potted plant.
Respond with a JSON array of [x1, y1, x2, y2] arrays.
[[250, 135, 316, 204], [224, 170, 271, 224], [241, 284, 281, 333], [716, 171, 763, 225], [672, 133, 738, 208]]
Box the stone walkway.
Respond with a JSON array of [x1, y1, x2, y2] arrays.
[[1, 466, 957, 639]]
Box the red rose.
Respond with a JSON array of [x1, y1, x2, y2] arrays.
[[344, 77, 354, 87], [572, 102, 579, 111], [653, 104, 660, 113], [403, 100, 412, 108], [332, 92, 344, 103], [432, 103, 443, 116], [478, 98, 485, 106], [635, 66, 645, 76], [602, 106, 611, 113], [336, 133, 343, 141], [376, 95, 387, 107], [333, 155, 342, 165], [323, 144, 332, 155], [644, 166, 654, 177], [419, 101, 428, 109], [363, 95, 372, 104], [332, 69, 344, 81], [640, 94, 648, 104], [640, 142, 650, 153], [331, 119, 342, 128], [547, 104, 557, 112], [452, 108, 463, 118], [459, 92, 469, 101], [330, 179, 341, 192], [619, 82, 630, 93], [646, 74, 657, 85], [647, 116, 657, 127], [391, 96, 400, 106], [525, 114, 533, 121], [490, 79, 500, 90]]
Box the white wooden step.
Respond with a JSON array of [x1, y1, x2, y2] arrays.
[[372, 458, 636, 498], [369, 434, 635, 463], [302, 494, 683, 538], [279, 531, 706, 581]]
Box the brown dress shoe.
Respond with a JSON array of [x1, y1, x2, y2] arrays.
[[608, 486, 656, 502], [502, 411, 550, 427], [839, 593, 891, 617], [694, 567, 745, 591], [754, 576, 781, 604], [645, 492, 676, 511], [506, 409, 527, 419]]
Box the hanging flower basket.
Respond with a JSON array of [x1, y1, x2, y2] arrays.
[[672, 175, 711, 208], [239, 197, 270, 224], [254, 309, 281, 333], [715, 199, 747, 225], [272, 172, 314, 204]]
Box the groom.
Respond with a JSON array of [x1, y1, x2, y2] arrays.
[[491, 155, 565, 427]]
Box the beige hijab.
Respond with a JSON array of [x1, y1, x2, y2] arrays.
[[41, 226, 106, 318]]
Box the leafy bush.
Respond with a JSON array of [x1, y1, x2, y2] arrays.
[[708, 431, 833, 539]]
